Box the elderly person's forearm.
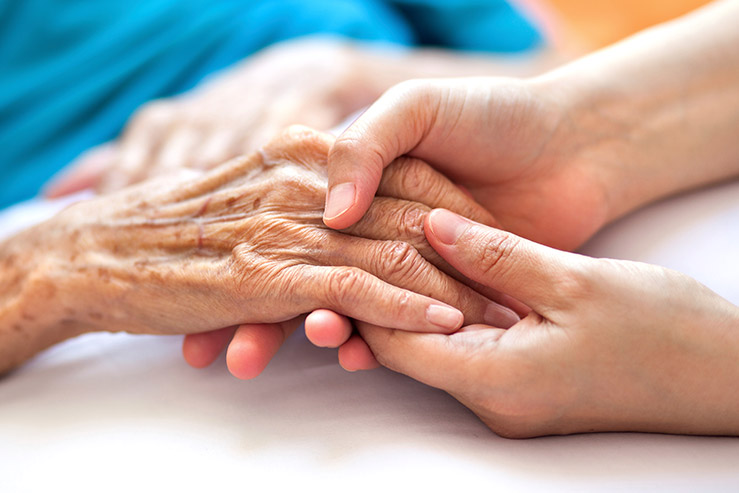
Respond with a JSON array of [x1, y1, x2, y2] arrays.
[[0, 226, 90, 373], [1, 127, 518, 375]]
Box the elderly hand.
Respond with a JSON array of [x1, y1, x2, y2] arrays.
[[354, 209, 739, 437], [0, 127, 518, 374]]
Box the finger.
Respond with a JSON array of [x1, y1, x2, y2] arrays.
[[193, 129, 243, 170], [324, 81, 442, 229], [298, 263, 464, 333], [99, 101, 177, 192], [338, 334, 379, 372], [377, 157, 498, 228], [357, 321, 505, 392], [153, 124, 202, 174], [44, 143, 116, 198], [305, 309, 353, 348], [301, 231, 518, 328], [344, 198, 525, 320], [425, 209, 582, 313], [226, 319, 301, 380], [182, 326, 237, 368]]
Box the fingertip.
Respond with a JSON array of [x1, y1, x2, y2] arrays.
[[305, 309, 353, 348], [226, 323, 283, 380], [322, 183, 375, 230], [338, 335, 379, 372], [425, 208, 471, 246], [182, 327, 235, 369]]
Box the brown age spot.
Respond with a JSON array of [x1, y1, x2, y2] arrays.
[[88, 312, 103, 320], [252, 197, 261, 210], [21, 312, 34, 321], [11, 324, 22, 333]]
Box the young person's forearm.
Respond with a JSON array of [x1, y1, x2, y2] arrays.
[[536, 0, 739, 220]]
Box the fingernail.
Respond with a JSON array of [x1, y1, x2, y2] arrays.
[[484, 303, 520, 328], [428, 209, 470, 245], [324, 183, 356, 220], [426, 304, 464, 331]]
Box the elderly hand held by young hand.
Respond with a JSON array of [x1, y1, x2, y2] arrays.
[[0, 127, 520, 375]]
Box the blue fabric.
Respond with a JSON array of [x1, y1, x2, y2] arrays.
[[0, 0, 542, 208]]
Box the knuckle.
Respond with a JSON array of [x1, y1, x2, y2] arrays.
[[397, 202, 428, 238], [378, 240, 424, 280], [396, 157, 436, 196], [325, 267, 367, 308], [229, 246, 261, 293], [264, 125, 332, 166], [477, 233, 521, 281]]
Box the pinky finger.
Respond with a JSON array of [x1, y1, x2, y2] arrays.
[[338, 334, 379, 372]]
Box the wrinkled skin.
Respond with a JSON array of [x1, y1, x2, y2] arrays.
[[0, 126, 518, 374]]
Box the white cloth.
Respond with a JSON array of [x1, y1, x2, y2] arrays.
[[1, 181, 738, 492]]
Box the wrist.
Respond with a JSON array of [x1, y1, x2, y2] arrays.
[[0, 222, 91, 373]]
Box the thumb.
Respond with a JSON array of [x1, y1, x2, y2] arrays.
[[357, 322, 503, 392], [425, 209, 585, 314], [323, 80, 443, 229]]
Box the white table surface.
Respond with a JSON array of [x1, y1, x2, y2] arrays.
[[1, 181, 738, 492]]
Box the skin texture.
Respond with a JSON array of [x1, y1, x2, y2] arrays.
[[358, 209, 739, 438], [307, 0, 739, 371], [192, 2, 739, 380], [0, 126, 520, 375]]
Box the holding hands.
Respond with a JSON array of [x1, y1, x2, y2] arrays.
[[358, 209, 739, 437], [300, 0, 739, 436]]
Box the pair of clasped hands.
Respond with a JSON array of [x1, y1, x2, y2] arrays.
[[177, 75, 739, 438]]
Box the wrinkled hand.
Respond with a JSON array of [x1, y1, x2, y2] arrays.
[[45, 38, 382, 197], [354, 209, 739, 437], [179, 127, 523, 377], [23, 126, 518, 376], [323, 77, 617, 251]]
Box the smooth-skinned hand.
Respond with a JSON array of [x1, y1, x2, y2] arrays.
[[356, 209, 739, 437], [322, 77, 617, 251]]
